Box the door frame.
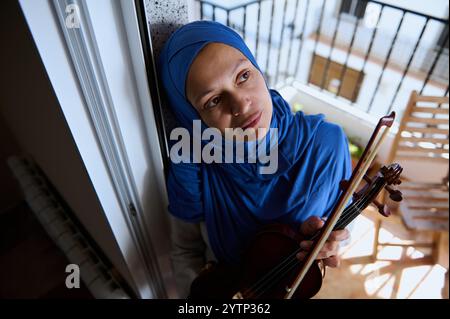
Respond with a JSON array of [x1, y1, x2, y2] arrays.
[[19, 0, 172, 298]]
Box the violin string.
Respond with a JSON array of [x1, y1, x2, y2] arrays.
[[244, 187, 376, 299], [329, 181, 382, 232], [251, 183, 381, 298], [242, 183, 381, 298], [261, 178, 387, 298], [244, 184, 382, 299]]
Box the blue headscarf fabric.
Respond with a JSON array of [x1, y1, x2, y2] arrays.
[[159, 21, 351, 265]]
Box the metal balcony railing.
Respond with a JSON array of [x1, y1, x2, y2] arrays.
[[194, 0, 449, 118]]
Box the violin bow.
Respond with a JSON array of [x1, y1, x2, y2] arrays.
[[284, 112, 396, 299]]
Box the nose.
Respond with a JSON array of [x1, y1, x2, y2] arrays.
[[230, 93, 251, 117]]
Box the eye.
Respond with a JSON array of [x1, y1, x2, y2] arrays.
[[205, 96, 221, 109], [238, 70, 251, 83]]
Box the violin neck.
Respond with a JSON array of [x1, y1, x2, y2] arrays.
[[334, 179, 385, 231], [334, 201, 362, 230], [309, 181, 384, 241]]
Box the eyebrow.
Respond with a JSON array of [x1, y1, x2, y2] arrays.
[[194, 58, 248, 105]]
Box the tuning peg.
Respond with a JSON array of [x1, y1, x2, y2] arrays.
[[385, 185, 403, 202], [372, 199, 391, 217]]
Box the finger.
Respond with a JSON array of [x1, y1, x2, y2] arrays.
[[301, 232, 348, 252], [297, 249, 339, 263], [298, 250, 333, 261], [323, 256, 340, 268], [316, 241, 339, 259], [317, 250, 333, 259], [327, 229, 350, 242], [299, 241, 313, 251], [301, 241, 339, 259], [300, 216, 324, 237], [296, 252, 306, 261], [322, 241, 339, 256], [300, 238, 339, 253]]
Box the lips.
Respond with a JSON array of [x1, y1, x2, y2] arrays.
[[241, 111, 262, 130]]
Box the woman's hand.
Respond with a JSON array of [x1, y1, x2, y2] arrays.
[[296, 216, 350, 268]]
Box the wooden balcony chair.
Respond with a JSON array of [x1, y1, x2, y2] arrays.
[[373, 91, 449, 264]]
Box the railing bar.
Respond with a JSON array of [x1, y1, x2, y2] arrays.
[[319, 9, 344, 91], [366, 11, 406, 113], [228, 0, 265, 11], [306, 0, 326, 85], [196, 0, 447, 23], [335, 15, 362, 99], [275, 0, 288, 85], [358, 0, 448, 23], [255, 1, 262, 62], [194, 0, 448, 118], [196, 0, 239, 12], [351, 5, 385, 103], [243, 5, 247, 42], [286, 0, 300, 77], [419, 30, 449, 95], [264, 0, 277, 86], [386, 18, 430, 114], [200, 1, 204, 20], [294, 0, 310, 79]]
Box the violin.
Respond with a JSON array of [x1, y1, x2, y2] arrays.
[[188, 163, 403, 299]]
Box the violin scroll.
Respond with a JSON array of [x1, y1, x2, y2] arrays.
[[359, 163, 403, 217], [380, 163, 403, 202]]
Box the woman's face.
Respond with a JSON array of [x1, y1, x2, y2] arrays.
[[186, 43, 273, 140]]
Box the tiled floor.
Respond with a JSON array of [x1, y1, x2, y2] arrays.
[[313, 206, 449, 299]]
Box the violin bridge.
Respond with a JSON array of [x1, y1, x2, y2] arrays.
[[232, 292, 244, 299]]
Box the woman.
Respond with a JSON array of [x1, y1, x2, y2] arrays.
[[158, 20, 351, 298]]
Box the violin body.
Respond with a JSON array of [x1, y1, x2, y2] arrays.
[[189, 224, 323, 299]]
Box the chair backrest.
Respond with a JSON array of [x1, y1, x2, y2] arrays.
[[387, 91, 449, 165], [386, 91, 449, 233]]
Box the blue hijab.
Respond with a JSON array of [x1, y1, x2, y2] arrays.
[[159, 21, 351, 265]]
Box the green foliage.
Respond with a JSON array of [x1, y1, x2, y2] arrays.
[[292, 102, 303, 113], [348, 140, 363, 159]]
